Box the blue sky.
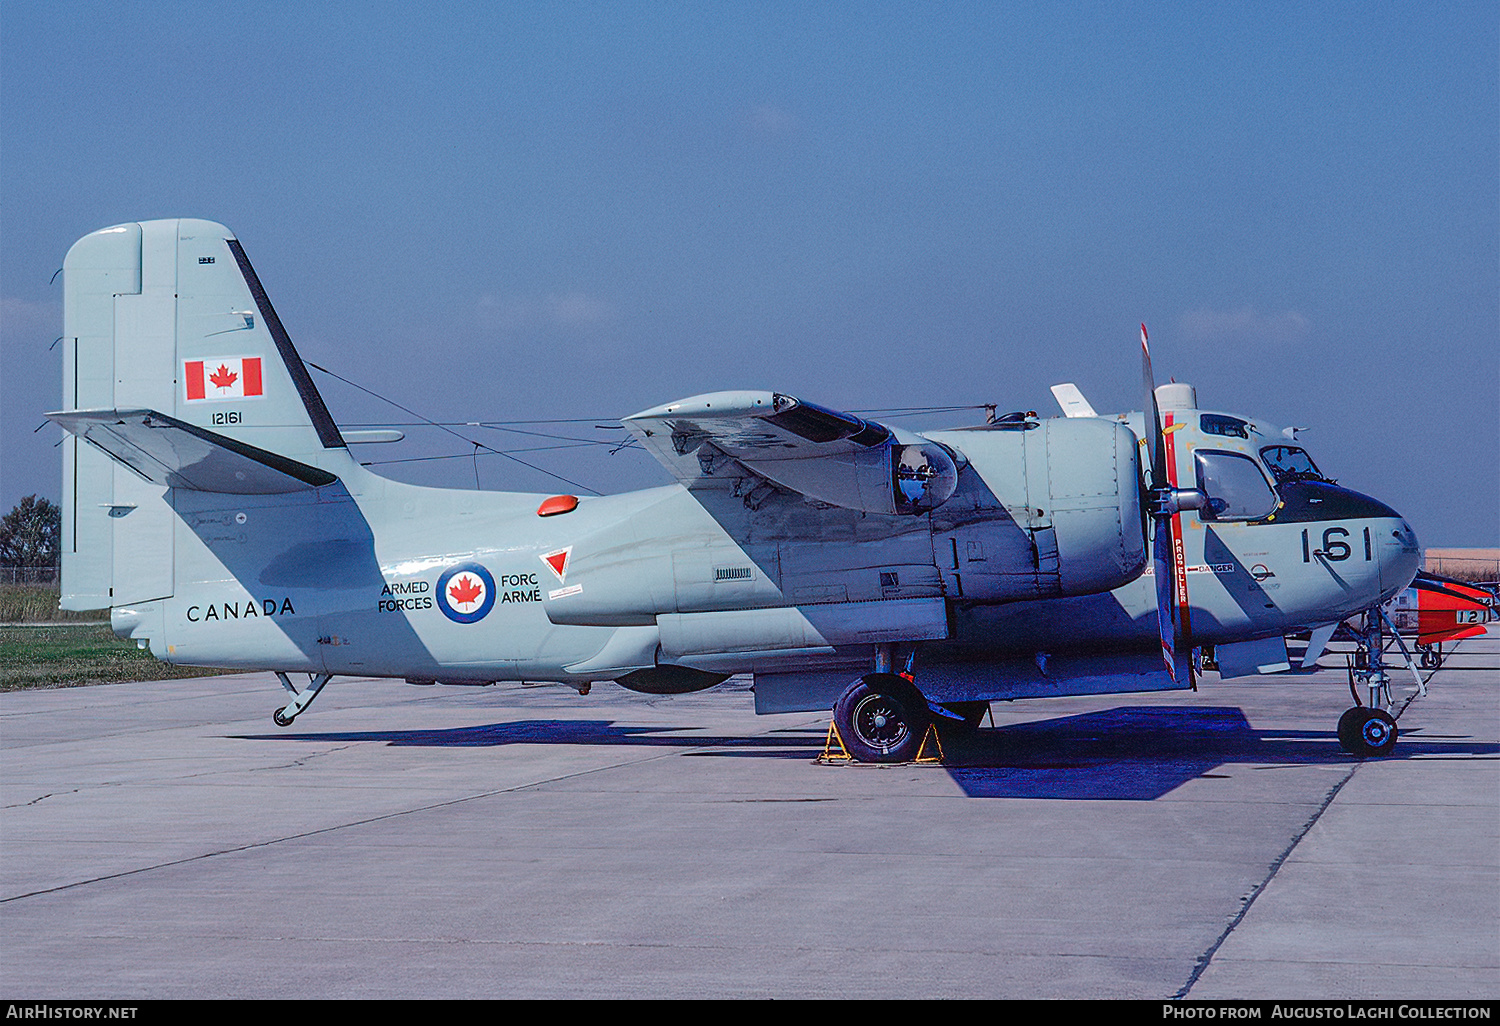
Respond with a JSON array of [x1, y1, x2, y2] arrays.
[[3, 1, 1496, 545]]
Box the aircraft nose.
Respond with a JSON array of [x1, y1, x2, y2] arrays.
[[1379, 516, 1422, 599]]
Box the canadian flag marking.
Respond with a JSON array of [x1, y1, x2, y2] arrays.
[[184, 357, 264, 402]]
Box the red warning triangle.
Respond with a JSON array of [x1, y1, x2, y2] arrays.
[[541, 547, 571, 583]]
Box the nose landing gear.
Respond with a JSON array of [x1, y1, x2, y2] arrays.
[[1337, 605, 1425, 757]]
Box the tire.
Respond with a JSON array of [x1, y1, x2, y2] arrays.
[[832, 674, 930, 763], [1336, 706, 1364, 753]]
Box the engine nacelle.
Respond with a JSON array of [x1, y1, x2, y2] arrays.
[[928, 417, 1146, 601]]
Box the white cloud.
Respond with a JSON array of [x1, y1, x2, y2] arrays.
[[475, 292, 618, 333], [1178, 306, 1310, 346], [743, 104, 799, 139]]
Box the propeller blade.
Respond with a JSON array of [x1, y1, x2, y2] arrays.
[[1152, 504, 1178, 682], [1140, 323, 1196, 688], [1162, 407, 1198, 689], [1140, 324, 1167, 492]]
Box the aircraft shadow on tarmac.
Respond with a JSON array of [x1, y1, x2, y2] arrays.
[[235, 706, 1497, 801]]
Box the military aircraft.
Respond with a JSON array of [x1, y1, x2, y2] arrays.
[[49, 219, 1429, 762]]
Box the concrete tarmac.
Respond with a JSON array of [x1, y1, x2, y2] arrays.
[[2, 631, 1496, 1000]]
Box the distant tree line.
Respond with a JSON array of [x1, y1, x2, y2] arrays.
[[1, 496, 62, 580]]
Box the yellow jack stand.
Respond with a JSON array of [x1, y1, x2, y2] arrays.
[[818, 721, 854, 764], [818, 720, 948, 765], [914, 722, 945, 764]]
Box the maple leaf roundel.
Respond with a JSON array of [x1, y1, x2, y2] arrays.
[[435, 563, 496, 624]]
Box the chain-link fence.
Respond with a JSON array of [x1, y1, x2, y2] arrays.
[[1424, 553, 1500, 585]]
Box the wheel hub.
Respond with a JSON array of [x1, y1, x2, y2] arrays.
[[853, 694, 909, 752]]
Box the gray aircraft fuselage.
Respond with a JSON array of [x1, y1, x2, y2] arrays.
[[53, 219, 1421, 718]]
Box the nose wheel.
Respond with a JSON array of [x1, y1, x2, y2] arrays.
[[1337, 705, 1398, 756]]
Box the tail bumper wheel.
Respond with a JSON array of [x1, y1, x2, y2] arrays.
[[833, 674, 930, 764]]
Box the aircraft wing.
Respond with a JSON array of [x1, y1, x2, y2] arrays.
[[622, 391, 958, 515], [48, 408, 337, 494]]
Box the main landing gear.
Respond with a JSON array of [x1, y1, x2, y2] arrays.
[[826, 644, 980, 764], [831, 672, 931, 763]]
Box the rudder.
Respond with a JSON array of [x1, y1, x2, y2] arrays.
[[58, 219, 352, 611]]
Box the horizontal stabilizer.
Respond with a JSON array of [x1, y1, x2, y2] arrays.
[[1406, 571, 1495, 645], [47, 409, 337, 494], [1411, 572, 1497, 607]]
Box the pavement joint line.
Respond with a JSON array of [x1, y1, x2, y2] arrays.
[[0, 758, 677, 905], [3, 789, 76, 810], [0, 712, 834, 906], [1174, 759, 1360, 999], [1172, 647, 1452, 1000]]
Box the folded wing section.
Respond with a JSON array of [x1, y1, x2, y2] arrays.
[[623, 391, 958, 515]]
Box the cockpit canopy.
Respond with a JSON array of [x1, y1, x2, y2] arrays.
[[1259, 444, 1328, 484]]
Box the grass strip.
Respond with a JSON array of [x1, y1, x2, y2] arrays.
[[0, 623, 240, 690]]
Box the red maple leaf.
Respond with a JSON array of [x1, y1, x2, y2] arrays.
[[448, 575, 483, 607], [209, 364, 238, 390]]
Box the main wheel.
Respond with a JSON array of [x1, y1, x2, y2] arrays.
[[832, 674, 930, 763], [273, 707, 294, 727], [1339, 707, 1397, 756]]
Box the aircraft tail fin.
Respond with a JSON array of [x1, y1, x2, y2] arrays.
[[56, 219, 352, 610]]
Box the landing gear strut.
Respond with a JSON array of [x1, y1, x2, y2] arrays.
[[273, 671, 333, 726]]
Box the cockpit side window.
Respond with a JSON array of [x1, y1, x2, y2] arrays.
[[1195, 450, 1279, 521], [1259, 445, 1325, 484], [1200, 414, 1249, 438]]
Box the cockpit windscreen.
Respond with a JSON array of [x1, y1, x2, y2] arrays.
[[1260, 445, 1326, 483]]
